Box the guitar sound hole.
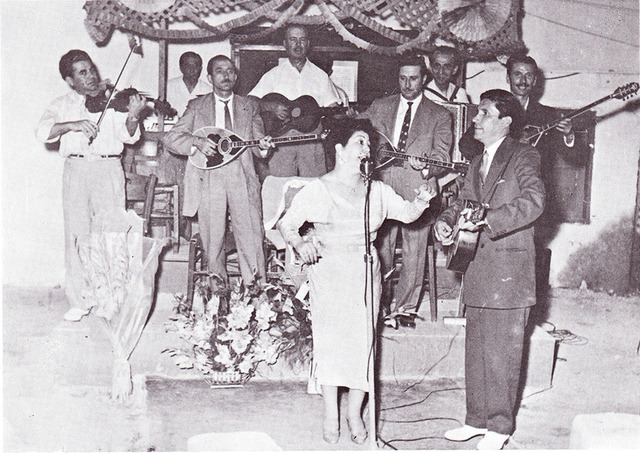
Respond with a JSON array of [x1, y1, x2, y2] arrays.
[[218, 138, 231, 154], [291, 107, 301, 118]]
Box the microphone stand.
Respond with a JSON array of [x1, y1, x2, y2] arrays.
[[362, 160, 378, 449]]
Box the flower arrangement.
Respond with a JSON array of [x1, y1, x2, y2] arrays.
[[164, 276, 312, 384]]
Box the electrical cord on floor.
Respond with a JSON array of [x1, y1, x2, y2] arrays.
[[402, 330, 460, 391], [381, 386, 464, 412], [539, 321, 588, 345]]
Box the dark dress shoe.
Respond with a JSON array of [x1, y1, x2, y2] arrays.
[[396, 314, 416, 328]]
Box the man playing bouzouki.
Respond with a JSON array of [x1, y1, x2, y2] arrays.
[[163, 55, 274, 287], [248, 24, 343, 178], [434, 89, 545, 450]]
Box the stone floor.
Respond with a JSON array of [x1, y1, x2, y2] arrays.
[[3, 278, 640, 451]]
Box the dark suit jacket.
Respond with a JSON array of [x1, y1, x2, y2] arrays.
[[359, 94, 453, 200], [163, 93, 265, 216], [438, 136, 545, 308]]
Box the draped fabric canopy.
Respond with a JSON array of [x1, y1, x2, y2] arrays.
[[84, 0, 525, 59]]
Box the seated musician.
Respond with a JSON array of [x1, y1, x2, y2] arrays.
[[423, 46, 470, 104], [163, 55, 273, 288], [248, 24, 342, 178]]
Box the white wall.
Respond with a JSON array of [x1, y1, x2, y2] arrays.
[[2, 0, 639, 287]]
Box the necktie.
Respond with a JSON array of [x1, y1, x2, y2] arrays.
[[222, 99, 232, 130], [396, 101, 413, 152], [480, 150, 490, 184]]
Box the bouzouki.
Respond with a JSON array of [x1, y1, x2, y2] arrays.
[[189, 126, 328, 170], [373, 130, 469, 175], [446, 200, 487, 273], [259, 92, 346, 137], [522, 82, 639, 147]]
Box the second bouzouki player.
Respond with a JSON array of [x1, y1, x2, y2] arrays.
[[248, 24, 343, 178]]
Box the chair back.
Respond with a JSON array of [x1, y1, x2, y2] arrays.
[[125, 172, 158, 235]]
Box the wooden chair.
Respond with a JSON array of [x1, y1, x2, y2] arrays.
[[125, 172, 158, 236]]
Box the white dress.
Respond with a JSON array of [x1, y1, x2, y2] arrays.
[[278, 178, 427, 391]]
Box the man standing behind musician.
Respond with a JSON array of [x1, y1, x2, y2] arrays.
[[424, 46, 470, 104], [166, 51, 212, 116], [163, 55, 273, 286], [359, 54, 453, 328], [435, 89, 545, 450], [248, 24, 342, 177], [459, 54, 574, 161], [35, 49, 146, 322]]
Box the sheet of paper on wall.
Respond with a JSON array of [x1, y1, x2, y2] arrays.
[[331, 60, 358, 103]]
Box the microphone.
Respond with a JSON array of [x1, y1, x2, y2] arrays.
[[360, 157, 373, 180]]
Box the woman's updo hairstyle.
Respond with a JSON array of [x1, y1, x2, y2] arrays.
[[325, 117, 378, 153]]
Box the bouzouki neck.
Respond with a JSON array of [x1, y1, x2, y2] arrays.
[[379, 150, 468, 173], [524, 82, 639, 142], [231, 133, 322, 148]]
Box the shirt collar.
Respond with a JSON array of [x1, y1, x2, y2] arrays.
[[214, 93, 234, 103], [484, 136, 506, 158], [400, 94, 422, 110]]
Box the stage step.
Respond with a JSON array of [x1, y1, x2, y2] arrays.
[[46, 292, 557, 396]]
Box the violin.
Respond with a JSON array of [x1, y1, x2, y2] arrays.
[[85, 86, 177, 119]]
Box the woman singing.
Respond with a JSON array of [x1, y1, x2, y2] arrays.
[[278, 118, 436, 444]]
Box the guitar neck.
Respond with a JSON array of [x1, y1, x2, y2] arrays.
[[232, 133, 319, 148], [381, 150, 457, 170]]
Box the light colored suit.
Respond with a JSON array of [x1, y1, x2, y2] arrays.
[[163, 93, 266, 284], [438, 136, 545, 435], [360, 94, 453, 314]]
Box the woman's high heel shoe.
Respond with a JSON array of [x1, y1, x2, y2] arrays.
[[347, 417, 368, 445], [322, 419, 340, 444]]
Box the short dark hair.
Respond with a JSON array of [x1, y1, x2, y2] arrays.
[[506, 54, 538, 77], [179, 51, 202, 69], [59, 49, 93, 80], [429, 46, 460, 65], [479, 89, 525, 137], [398, 53, 428, 77], [326, 118, 377, 153], [206, 55, 235, 76]]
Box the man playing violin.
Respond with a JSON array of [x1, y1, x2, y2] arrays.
[[163, 55, 274, 287], [248, 24, 342, 178], [35, 49, 146, 322], [435, 89, 545, 450]]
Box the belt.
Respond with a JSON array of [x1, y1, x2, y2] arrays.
[[68, 154, 121, 159]]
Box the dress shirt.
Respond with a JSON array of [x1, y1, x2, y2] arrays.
[[167, 77, 212, 116], [249, 58, 341, 107], [423, 80, 470, 104], [481, 136, 506, 177], [35, 90, 140, 159], [214, 94, 234, 130], [392, 95, 422, 147]]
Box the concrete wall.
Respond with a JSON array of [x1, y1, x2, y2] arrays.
[[2, 0, 639, 289]]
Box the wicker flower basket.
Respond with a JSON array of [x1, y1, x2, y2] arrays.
[[205, 370, 252, 386]]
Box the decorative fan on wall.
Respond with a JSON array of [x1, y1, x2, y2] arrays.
[[439, 0, 511, 42]]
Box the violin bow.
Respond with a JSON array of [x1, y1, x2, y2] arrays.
[[92, 35, 143, 137]]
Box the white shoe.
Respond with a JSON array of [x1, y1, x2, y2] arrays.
[[63, 308, 89, 322], [445, 425, 488, 441], [476, 431, 509, 450]]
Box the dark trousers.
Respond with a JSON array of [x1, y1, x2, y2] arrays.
[[464, 305, 530, 435]]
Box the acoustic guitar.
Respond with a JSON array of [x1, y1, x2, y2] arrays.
[[446, 200, 486, 273], [259, 92, 345, 137], [189, 126, 328, 170], [522, 82, 639, 147]]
